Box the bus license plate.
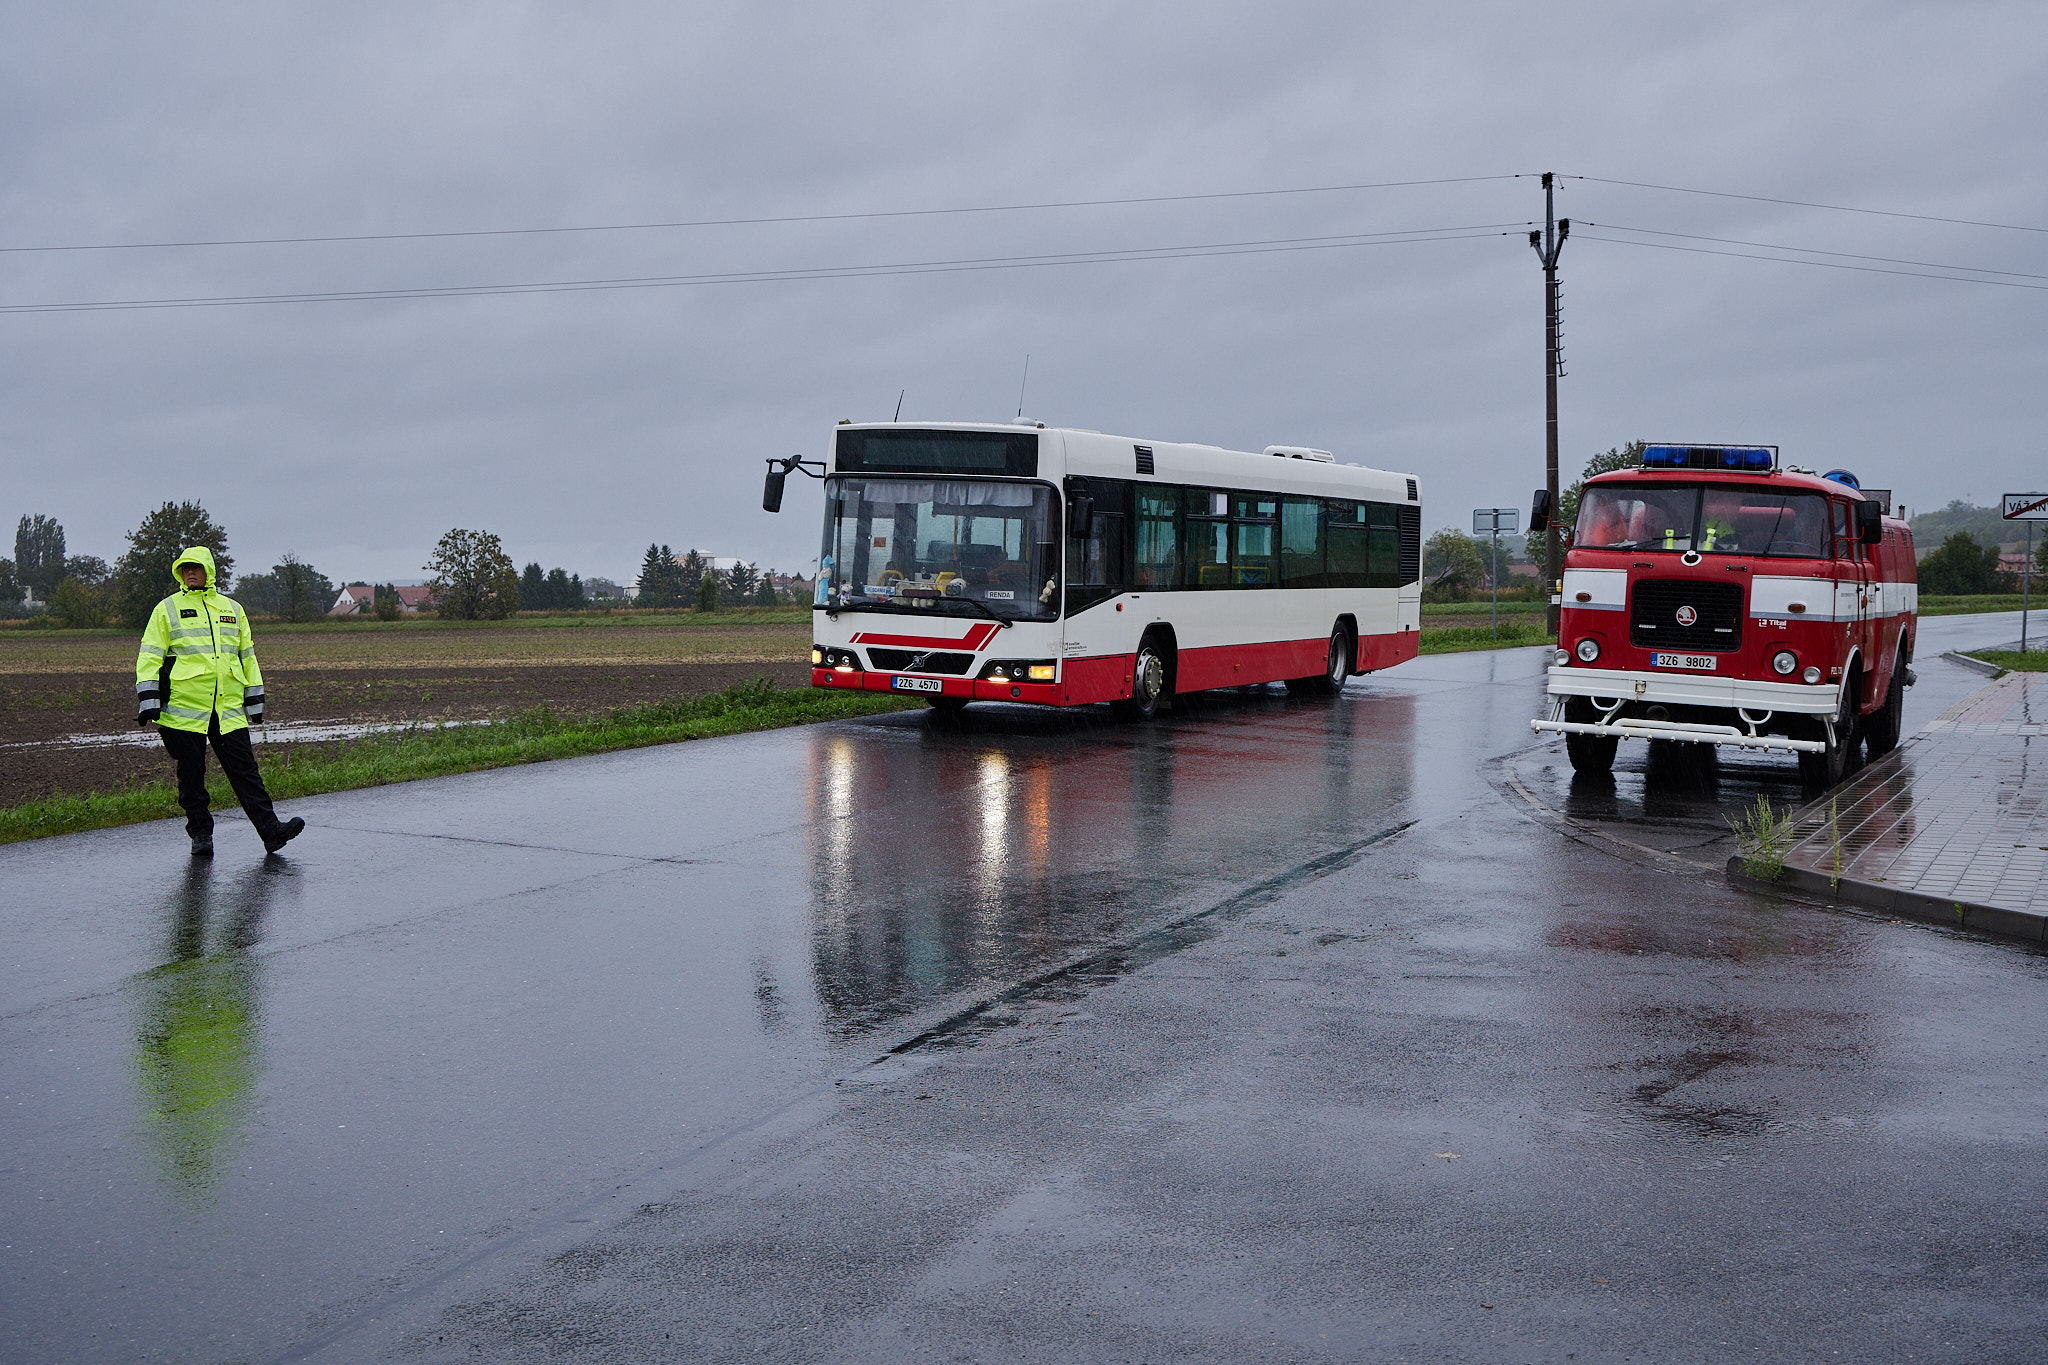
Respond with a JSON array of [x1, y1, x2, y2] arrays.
[[891, 676, 943, 693], [1653, 653, 1717, 671]]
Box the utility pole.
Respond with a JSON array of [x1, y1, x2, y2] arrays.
[[1528, 173, 1569, 636]]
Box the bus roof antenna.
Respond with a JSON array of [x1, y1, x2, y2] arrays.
[[1015, 355, 1030, 420], [894, 389, 905, 421]]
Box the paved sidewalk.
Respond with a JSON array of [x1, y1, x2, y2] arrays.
[[1759, 671, 2048, 943]]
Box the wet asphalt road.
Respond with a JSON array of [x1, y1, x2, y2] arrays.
[[3, 613, 2043, 1363]]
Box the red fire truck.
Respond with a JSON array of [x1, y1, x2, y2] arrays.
[[1531, 444, 1917, 787]]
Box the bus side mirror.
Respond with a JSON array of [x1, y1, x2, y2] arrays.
[[1069, 495, 1095, 541], [1857, 499, 1882, 546], [1529, 489, 1553, 534], [762, 468, 786, 514]]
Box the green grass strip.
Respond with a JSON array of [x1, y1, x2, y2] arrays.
[[1965, 650, 2048, 673], [0, 680, 915, 845], [1419, 622, 1554, 654]]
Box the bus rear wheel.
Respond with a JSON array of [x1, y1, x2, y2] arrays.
[[1287, 626, 1350, 696], [1112, 638, 1170, 722]]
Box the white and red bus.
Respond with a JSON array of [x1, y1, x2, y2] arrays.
[[767, 422, 1423, 719], [1531, 444, 1917, 786]]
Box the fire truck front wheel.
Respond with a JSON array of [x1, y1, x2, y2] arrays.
[[1798, 678, 1860, 788], [1563, 696, 1618, 776]]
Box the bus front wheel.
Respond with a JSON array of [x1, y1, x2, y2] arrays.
[[1112, 638, 1170, 722]]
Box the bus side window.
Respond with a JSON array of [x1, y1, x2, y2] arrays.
[[1185, 489, 1231, 589], [1136, 487, 1181, 590], [1367, 502, 1400, 588], [1326, 500, 1370, 588], [1280, 496, 1324, 587], [1232, 494, 1277, 587]]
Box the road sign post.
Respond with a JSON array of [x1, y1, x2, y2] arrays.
[[1473, 508, 1520, 644], [2003, 495, 2048, 653]]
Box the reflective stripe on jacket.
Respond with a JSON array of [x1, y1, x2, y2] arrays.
[[134, 546, 266, 733]]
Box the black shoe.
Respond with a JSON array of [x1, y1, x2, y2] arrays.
[[262, 817, 306, 854], [190, 835, 214, 857]]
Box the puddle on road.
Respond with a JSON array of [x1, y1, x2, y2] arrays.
[[4, 718, 487, 752]]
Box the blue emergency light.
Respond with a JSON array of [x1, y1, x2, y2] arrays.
[[1640, 444, 1777, 471], [1822, 469, 1860, 490]]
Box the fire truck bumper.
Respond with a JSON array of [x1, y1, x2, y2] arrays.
[[1531, 665, 1837, 754]]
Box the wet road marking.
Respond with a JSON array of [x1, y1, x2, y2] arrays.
[[1496, 752, 1716, 872]]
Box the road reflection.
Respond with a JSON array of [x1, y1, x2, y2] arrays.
[[130, 858, 295, 1201], [803, 689, 1414, 1037]]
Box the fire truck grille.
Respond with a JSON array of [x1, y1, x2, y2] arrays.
[[1628, 580, 1744, 652], [864, 649, 976, 675]]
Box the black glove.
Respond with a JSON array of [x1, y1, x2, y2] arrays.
[[244, 686, 265, 725], [136, 706, 160, 726]]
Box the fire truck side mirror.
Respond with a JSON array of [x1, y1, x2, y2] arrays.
[[1856, 499, 1882, 546], [1529, 490, 1552, 534]]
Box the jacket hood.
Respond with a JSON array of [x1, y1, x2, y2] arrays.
[[171, 546, 218, 593]]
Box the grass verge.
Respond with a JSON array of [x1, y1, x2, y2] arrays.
[[1965, 650, 2048, 673], [1419, 622, 1553, 654], [1919, 595, 2036, 616], [0, 680, 915, 845]]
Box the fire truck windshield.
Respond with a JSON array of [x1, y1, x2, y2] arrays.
[[1576, 484, 1832, 558]]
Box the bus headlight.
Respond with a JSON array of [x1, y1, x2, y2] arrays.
[[1772, 649, 1798, 676], [811, 647, 823, 666], [1575, 638, 1601, 663], [979, 659, 1056, 683], [1802, 666, 1823, 684], [816, 648, 862, 671]]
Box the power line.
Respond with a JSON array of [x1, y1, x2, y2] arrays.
[[1584, 222, 2048, 282], [0, 223, 1523, 315], [1575, 230, 2048, 291], [1566, 174, 2048, 236], [0, 175, 1520, 254]]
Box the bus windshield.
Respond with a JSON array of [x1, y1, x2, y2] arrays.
[[820, 476, 1059, 619], [1576, 483, 1831, 558]]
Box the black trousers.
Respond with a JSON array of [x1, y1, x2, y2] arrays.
[[158, 716, 281, 841]]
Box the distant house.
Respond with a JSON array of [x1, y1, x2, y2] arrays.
[[1999, 551, 2037, 579], [329, 584, 436, 615]]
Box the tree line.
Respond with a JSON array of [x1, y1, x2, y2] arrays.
[[4, 505, 795, 628], [633, 544, 784, 611]]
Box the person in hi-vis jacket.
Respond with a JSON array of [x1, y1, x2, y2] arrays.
[[134, 546, 305, 856]]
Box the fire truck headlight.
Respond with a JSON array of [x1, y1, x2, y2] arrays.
[[1802, 666, 1823, 684], [1772, 649, 1798, 676], [1553, 648, 1569, 666], [1575, 638, 1602, 663]]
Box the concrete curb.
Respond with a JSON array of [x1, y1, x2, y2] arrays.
[[1724, 853, 2048, 946], [1940, 649, 2005, 678]]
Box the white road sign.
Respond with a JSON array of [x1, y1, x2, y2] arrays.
[[1473, 507, 1519, 535], [2003, 493, 2048, 521]]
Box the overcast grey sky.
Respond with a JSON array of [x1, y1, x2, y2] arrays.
[[4, 2, 2044, 587]]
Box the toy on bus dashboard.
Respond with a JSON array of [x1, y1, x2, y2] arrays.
[[764, 421, 1424, 721], [1530, 443, 1917, 787]]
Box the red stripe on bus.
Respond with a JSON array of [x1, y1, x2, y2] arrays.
[[848, 622, 1001, 651]]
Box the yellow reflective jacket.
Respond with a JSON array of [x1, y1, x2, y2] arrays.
[[134, 547, 266, 734]]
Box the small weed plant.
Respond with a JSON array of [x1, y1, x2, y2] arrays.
[[1728, 794, 1795, 881]]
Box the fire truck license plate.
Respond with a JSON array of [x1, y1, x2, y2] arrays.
[[891, 676, 944, 693], [1653, 653, 1717, 671]]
